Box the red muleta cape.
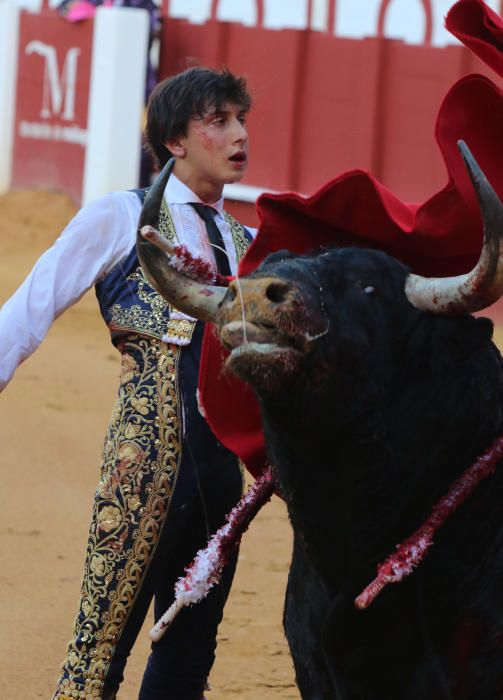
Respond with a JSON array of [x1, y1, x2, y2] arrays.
[[199, 0, 503, 479]]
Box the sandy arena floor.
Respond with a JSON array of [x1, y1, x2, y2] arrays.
[[0, 190, 299, 699]]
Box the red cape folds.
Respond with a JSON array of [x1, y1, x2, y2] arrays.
[[199, 0, 503, 478]]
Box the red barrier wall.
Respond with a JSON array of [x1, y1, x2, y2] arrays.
[[159, 18, 500, 203], [12, 9, 93, 202]]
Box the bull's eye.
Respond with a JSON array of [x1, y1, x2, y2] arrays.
[[363, 286, 375, 295], [266, 281, 290, 303]]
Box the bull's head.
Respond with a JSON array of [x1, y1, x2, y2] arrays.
[[137, 142, 503, 395]]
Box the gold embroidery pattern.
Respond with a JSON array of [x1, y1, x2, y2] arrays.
[[225, 211, 251, 264], [108, 198, 177, 341], [164, 317, 196, 346], [108, 204, 250, 342], [54, 207, 251, 698], [54, 337, 182, 699]]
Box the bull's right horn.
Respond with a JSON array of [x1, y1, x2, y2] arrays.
[[405, 140, 503, 315], [136, 158, 228, 322]]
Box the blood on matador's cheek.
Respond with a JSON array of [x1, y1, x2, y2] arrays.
[[192, 122, 215, 151], [201, 135, 215, 151]]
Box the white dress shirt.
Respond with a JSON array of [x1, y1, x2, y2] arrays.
[[0, 174, 256, 390]]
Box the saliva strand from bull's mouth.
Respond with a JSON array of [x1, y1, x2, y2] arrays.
[[219, 317, 305, 358]]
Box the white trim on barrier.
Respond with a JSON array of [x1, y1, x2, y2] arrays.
[[0, 2, 20, 194], [82, 6, 149, 205], [223, 183, 275, 203]]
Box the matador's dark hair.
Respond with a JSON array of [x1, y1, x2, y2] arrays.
[[145, 66, 252, 166]]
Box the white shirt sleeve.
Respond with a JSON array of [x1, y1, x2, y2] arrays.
[[0, 191, 140, 391]]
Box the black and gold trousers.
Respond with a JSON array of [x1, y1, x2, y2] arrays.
[[53, 331, 243, 700], [53, 335, 183, 699]]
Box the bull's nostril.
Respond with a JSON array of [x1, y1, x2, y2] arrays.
[[266, 282, 290, 304]]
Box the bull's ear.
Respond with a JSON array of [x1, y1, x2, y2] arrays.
[[405, 140, 503, 315], [474, 316, 496, 342]]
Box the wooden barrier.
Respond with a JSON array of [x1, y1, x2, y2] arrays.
[[12, 8, 93, 201], [6, 5, 149, 204]]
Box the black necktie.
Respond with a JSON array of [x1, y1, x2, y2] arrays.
[[190, 203, 232, 277]]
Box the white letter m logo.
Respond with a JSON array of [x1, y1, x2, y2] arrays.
[[25, 41, 81, 121]]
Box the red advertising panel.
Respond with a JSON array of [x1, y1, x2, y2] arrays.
[[12, 9, 93, 202]]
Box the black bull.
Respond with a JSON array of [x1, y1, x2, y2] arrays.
[[137, 147, 503, 699]]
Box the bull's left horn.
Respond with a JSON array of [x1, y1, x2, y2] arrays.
[[136, 158, 227, 322], [405, 140, 503, 315]]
